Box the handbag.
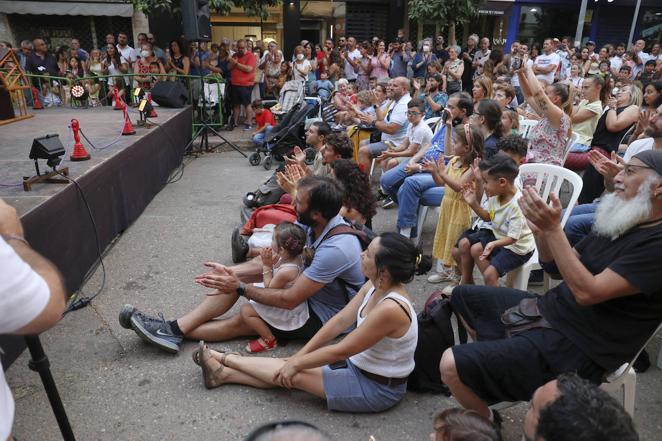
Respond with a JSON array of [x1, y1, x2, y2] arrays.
[[500, 298, 551, 338]]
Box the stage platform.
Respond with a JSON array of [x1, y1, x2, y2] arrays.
[[0, 106, 192, 365]]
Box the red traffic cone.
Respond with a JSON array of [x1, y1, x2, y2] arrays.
[[70, 119, 91, 161], [147, 93, 157, 118], [113, 87, 124, 110], [121, 106, 136, 135], [32, 87, 43, 110]]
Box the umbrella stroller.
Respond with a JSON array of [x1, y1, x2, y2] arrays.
[[248, 99, 320, 170]]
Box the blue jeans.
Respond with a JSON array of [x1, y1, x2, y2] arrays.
[[380, 160, 411, 202], [564, 203, 597, 246], [396, 173, 445, 233], [252, 125, 273, 146]]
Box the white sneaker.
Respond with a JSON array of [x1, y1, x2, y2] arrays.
[[427, 268, 457, 284], [442, 283, 458, 295]]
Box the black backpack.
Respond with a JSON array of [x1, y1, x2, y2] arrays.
[[408, 291, 467, 394], [243, 169, 286, 209]]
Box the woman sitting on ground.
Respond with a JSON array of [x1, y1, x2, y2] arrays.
[[331, 159, 377, 227], [194, 233, 423, 413]]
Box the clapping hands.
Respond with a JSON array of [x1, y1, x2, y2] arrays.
[[588, 150, 624, 179], [461, 183, 477, 206]]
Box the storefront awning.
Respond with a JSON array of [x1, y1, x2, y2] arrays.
[[0, 1, 134, 17]]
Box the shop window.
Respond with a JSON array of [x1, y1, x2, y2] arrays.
[[641, 8, 662, 47], [518, 6, 581, 47]]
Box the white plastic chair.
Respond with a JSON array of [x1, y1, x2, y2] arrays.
[[562, 132, 578, 165], [506, 163, 583, 291], [489, 322, 662, 417], [519, 119, 538, 139], [601, 321, 662, 416], [414, 205, 441, 247]]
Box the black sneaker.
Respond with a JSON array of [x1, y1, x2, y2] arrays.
[[118, 304, 136, 329], [528, 269, 544, 286], [128, 308, 182, 353], [231, 227, 249, 263], [382, 196, 396, 209]]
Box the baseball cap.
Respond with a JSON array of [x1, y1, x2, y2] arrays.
[[587, 40, 596, 46]]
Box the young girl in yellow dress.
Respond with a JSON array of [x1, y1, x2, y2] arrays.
[[423, 123, 484, 283]]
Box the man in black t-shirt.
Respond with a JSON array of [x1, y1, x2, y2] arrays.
[[439, 150, 662, 423]]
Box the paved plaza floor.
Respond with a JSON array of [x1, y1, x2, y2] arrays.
[[6, 141, 662, 441]]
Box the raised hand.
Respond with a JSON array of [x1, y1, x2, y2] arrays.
[[260, 247, 274, 269], [461, 183, 477, 206], [276, 170, 295, 194], [421, 158, 438, 174], [518, 187, 563, 234]]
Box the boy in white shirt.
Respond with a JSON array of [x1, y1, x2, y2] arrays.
[[461, 152, 534, 286]]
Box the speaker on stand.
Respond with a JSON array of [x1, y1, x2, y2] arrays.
[[179, 0, 245, 156]]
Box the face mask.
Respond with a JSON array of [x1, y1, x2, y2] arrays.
[[296, 53, 304, 61], [141, 50, 150, 58]]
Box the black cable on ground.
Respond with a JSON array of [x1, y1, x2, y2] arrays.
[[54, 170, 107, 315]]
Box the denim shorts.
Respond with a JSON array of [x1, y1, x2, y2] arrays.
[[322, 359, 406, 413]]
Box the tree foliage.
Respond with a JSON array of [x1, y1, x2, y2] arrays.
[[133, 0, 281, 20], [408, 0, 480, 28]]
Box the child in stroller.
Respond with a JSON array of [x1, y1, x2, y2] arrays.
[[248, 97, 321, 170]]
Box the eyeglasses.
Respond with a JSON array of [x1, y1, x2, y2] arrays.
[[407, 111, 422, 116], [622, 164, 652, 176]]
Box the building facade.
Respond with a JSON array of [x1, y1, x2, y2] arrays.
[[0, 0, 148, 49]]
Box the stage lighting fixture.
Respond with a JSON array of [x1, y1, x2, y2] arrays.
[[30, 134, 65, 172], [24, 134, 69, 191]]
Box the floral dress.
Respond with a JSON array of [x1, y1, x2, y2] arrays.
[[527, 113, 571, 166], [432, 157, 472, 266]]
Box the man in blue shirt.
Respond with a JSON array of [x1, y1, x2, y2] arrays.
[[413, 74, 448, 119], [118, 176, 364, 352]]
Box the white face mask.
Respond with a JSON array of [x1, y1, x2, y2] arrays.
[[141, 50, 150, 58], [296, 53, 304, 61]]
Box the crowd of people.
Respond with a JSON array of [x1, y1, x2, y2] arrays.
[[3, 28, 662, 441]]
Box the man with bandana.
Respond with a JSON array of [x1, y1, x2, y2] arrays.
[[439, 149, 662, 425], [118, 176, 364, 352]]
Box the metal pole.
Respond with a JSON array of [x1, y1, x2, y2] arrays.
[[627, 0, 642, 49], [574, 0, 588, 48], [25, 335, 76, 441]]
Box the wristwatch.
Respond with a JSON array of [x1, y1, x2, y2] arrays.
[[236, 282, 246, 297]]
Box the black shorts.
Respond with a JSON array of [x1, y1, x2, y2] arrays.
[[456, 227, 494, 248], [266, 308, 323, 341], [450, 285, 604, 404], [230, 85, 252, 106], [457, 229, 533, 276]]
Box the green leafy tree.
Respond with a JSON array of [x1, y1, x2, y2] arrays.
[[408, 0, 480, 46], [133, 0, 281, 20]]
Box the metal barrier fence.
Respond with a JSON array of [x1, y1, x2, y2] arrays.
[[24, 73, 226, 132]]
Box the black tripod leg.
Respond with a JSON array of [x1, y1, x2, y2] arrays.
[[24, 335, 76, 441]]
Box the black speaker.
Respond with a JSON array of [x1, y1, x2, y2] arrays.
[[0, 87, 14, 120], [182, 0, 211, 42], [30, 134, 65, 167], [151, 81, 189, 108]]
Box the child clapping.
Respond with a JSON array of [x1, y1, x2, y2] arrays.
[[239, 222, 308, 353], [460, 153, 534, 286]]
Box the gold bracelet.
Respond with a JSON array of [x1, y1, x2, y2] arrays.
[[2, 234, 29, 246]]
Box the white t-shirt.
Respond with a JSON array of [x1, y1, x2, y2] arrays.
[[382, 93, 412, 145], [623, 138, 655, 162], [511, 59, 533, 87], [534, 52, 560, 85], [116, 44, 137, 65], [609, 56, 623, 73], [0, 238, 51, 441], [472, 49, 491, 79], [406, 119, 434, 149], [344, 48, 361, 80], [292, 59, 311, 82]]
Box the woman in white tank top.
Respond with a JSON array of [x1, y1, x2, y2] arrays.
[[195, 233, 425, 413]]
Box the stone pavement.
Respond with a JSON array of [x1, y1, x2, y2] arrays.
[[6, 145, 662, 441]]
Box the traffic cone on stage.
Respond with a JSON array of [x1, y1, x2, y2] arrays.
[[70, 119, 91, 161], [32, 87, 43, 109], [113, 87, 123, 110], [147, 93, 157, 118], [121, 106, 136, 135]]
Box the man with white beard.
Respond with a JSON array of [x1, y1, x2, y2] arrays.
[[438, 149, 662, 426], [564, 103, 662, 245]]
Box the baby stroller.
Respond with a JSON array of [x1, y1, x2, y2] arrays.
[[248, 98, 320, 170]]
